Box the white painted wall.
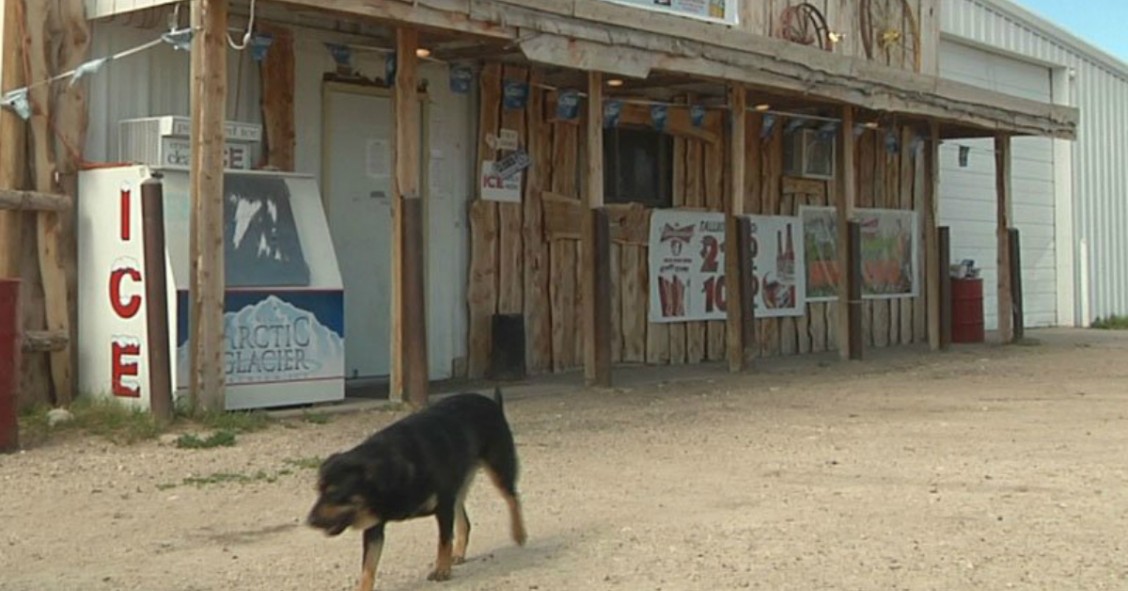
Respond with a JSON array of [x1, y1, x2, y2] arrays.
[[937, 39, 1057, 330], [943, 0, 1128, 325], [84, 20, 476, 380]]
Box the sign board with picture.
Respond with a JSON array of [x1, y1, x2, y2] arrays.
[[799, 205, 919, 301], [748, 215, 806, 318]]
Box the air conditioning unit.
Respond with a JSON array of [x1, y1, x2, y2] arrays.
[[117, 116, 263, 171], [783, 128, 836, 180]]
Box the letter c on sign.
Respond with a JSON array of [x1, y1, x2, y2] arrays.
[[109, 267, 143, 319]]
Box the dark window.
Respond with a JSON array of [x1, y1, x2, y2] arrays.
[[602, 127, 673, 208]]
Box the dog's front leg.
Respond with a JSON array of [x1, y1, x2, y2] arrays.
[[357, 523, 386, 591], [427, 500, 455, 582]]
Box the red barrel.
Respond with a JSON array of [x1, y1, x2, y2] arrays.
[[0, 278, 20, 452], [951, 277, 985, 344]]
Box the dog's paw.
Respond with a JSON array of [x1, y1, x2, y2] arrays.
[[427, 567, 452, 582], [451, 555, 467, 566], [512, 526, 528, 547]]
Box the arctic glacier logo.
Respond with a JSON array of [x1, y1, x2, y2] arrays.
[[176, 294, 344, 386]]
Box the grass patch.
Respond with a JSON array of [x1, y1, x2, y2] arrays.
[[174, 430, 238, 449], [1092, 315, 1128, 330], [301, 410, 332, 425], [283, 456, 323, 470], [187, 409, 272, 434], [19, 397, 160, 445], [163, 464, 301, 490]]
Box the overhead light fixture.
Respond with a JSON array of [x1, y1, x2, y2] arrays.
[[415, 47, 432, 58], [754, 103, 771, 112], [606, 78, 625, 87], [864, 121, 880, 129]]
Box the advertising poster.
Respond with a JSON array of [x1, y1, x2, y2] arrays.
[[648, 210, 728, 323], [799, 206, 919, 301], [600, 0, 738, 25], [748, 215, 807, 318]]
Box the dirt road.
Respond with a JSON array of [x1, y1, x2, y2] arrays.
[[2, 330, 1127, 590]]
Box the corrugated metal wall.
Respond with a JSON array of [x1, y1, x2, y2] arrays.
[[942, 0, 1128, 324]]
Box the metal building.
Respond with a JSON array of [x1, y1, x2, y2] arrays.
[[939, 0, 1128, 328]]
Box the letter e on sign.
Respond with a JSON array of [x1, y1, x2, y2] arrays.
[[111, 340, 141, 398]]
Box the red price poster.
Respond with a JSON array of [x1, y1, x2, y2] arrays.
[[648, 210, 728, 323], [747, 215, 807, 318]]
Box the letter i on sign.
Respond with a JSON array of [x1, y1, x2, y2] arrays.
[[120, 182, 131, 242]]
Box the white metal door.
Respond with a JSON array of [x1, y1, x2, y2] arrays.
[[938, 39, 1057, 330], [323, 86, 395, 379]]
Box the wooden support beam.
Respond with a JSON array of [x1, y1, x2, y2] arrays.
[[189, 0, 229, 412], [995, 134, 1014, 344], [582, 70, 611, 387], [847, 221, 863, 360], [1009, 228, 1024, 341], [925, 122, 941, 350], [21, 330, 67, 354], [258, 23, 296, 171], [939, 226, 952, 350], [393, 27, 429, 408], [0, 0, 25, 279], [835, 105, 857, 360], [0, 189, 69, 212], [141, 177, 173, 423], [725, 84, 747, 373]]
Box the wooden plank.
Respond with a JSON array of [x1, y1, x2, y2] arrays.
[[705, 110, 725, 362], [582, 71, 611, 386], [24, 0, 71, 405], [0, 190, 68, 212], [497, 65, 527, 317], [995, 134, 1014, 344], [899, 125, 915, 344], [810, 181, 829, 353], [21, 330, 67, 354], [551, 239, 577, 371], [913, 125, 928, 344], [760, 121, 782, 357], [725, 93, 747, 370], [684, 119, 705, 364], [836, 105, 857, 359], [393, 28, 428, 408], [314, 0, 518, 40], [792, 190, 813, 356], [259, 23, 295, 171], [523, 69, 552, 374], [745, 115, 761, 214], [0, 0, 25, 280], [616, 103, 720, 144], [668, 99, 687, 365], [467, 63, 502, 378], [778, 191, 798, 356], [925, 122, 941, 350], [610, 242, 622, 363], [621, 245, 647, 363], [857, 127, 875, 348], [872, 126, 890, 349], [189, 0, 229, 411]]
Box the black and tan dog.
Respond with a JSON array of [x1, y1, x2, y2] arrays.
[[306, 389, 527, 590]]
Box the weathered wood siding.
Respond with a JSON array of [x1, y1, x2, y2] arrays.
[[466, 66, 929, 376]]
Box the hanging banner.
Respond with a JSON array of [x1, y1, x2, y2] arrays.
[[600, 0, 739, 25], [748, 215, 806, 318], [648, 210, 727, 323], [799, 206, 919, 301], [480, 161, 523, 203]]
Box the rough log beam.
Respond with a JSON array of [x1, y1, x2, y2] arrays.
[[0, 189, 70, 212], [309, 0, 516, 39], [22, 330, 68, 354]]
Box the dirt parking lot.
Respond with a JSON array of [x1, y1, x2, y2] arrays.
[[2, 330, 1128, 591]]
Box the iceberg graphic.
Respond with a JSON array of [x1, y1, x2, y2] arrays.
[[176, 294, 344, 386]]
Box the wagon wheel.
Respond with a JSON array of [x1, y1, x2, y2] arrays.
[[778, 3, 832, 52], [859, 0, 922, 72]]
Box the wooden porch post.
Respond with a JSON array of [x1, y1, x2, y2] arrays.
[[925, 122, 941, 350], [393, 27, 429, 408], [725, 84, 747, 372], [995, 134, 1014, 344], [583, 70, 611, 387], [835, 106, 857, 359], [188, 0, 228, 411], [0, 0, 25, 279]]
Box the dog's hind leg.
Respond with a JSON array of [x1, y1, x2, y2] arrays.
[[356, 523, 385, 591], [427, 499, 456, 582], [452, 473, 475, 564], [483, 454, 527, 547]]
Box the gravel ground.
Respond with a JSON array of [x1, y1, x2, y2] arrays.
[[2, 330, 1128, 591]]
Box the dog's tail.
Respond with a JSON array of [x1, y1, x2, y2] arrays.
[[493, 387, 504, 412]]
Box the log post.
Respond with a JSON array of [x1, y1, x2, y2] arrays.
[[393, 27, 429, 408], [189, 0, 229, 412], [1009, 228, 1024, 341], [925, 122, 941, 350], [939, 226, 952, 350], [835, 106, 857, 359], [0, 0, 24, 280], [141, 176, 173, 423], [725, 84, 748, 372], [0, 277, 19, 453], [995, 134, 1014, 344], [583, 70, 611, 387], [847, 220, 863, 360]]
